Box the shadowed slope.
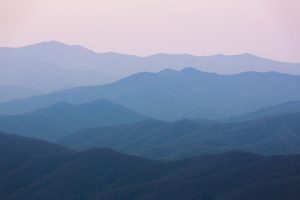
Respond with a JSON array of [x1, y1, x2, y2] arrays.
[[1, 132, 300, 200], [0, 99, 146, 141], [1, 68, 300, 120], [60, 113, 300, 159]]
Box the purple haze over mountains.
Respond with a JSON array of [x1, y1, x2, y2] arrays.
[[0, 41, 299, 96]]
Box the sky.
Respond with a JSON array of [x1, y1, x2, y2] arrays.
[[1, 0, 300, 62]]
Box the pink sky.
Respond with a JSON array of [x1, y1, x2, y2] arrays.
[[1, 0, 300, 62]]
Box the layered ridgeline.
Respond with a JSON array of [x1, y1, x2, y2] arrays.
[[1, 132, 300, 200], [0, 68, 300, 120], [0, 99, 146, 141], [0, 42, 119, 92], [60, 112, 300, 160], [1, 41, 299, 91], [0, 85, 41, 103], [228, 100, 300, 122]]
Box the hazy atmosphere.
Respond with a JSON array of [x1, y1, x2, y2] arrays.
[[1, 1, 300, 200], [1, 0, 300, 62]]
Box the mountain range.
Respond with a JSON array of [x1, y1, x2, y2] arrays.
[[228, 100, 300, 122], [0, 85, 41, 103], [1, 40, 300, 199], [60, 112, 300, 160], [1, 132, 300, 200], [0, 67, 300, 120], [0, 57, 114, 92], [2, 41, 300, 74], [0, 99, 146, 141], [1, 41, 300, 94]]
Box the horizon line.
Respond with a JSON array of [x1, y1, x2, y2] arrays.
[[1, 40, 298, 64]]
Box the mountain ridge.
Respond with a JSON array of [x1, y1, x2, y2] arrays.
[[228, 100, 300, 122], [1, 40, 300, 99], [0, 99, 146, 141], [0, 67, 300, 120], [1, 40, 300, 75], [1, 131, 300, 200], [60, 112, 300, 159]]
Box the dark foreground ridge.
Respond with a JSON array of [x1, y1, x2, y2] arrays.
[[1, 132, 300, 200]]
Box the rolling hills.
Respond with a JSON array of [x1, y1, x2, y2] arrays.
[[228, 100, 300, 122], [1, 132, 300, 200], [0, 99, 146, 141], [1, 41, 300, 76], [0, 85, 41, 102], [1, 68, 300, 120], [1, 41, 300, 111], [60, 112, 300, 160], [0, 56, 115, 92]]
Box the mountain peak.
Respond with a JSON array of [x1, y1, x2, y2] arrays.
[[181, 67, 200, 72], [158, 68, 178, 75], [46, 40, 67, 45], [234, 53, 255, 57], [180, 67, 214, 75], [23, 40, 69, 48]]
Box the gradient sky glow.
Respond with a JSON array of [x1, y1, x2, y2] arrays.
[[1, 0, 300, 62]]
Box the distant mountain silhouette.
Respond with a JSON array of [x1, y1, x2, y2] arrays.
[[1, 41, 300, 74], [0, 132, 300, 200], [60, 112, 300, 159], [0, 85, 41, 102], [0, 57, 115, 92], [0, 68, 300, 120], [228, 100, 300, 122], [0, 99, 146, 141], [1, 41, 300, 92]]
